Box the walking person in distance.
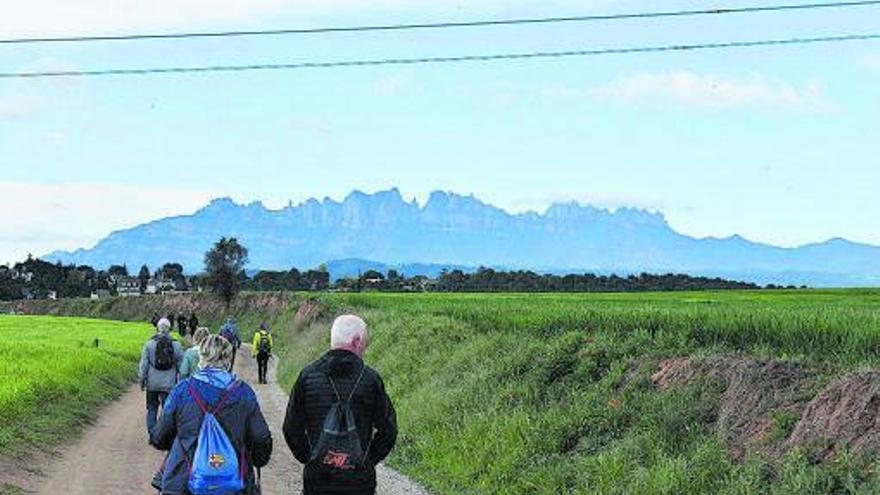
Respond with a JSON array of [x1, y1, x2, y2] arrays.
[[138, 318, 185, 436], [188, 312, 200, 336], [252, 323, 274, 384], [283, 314, 398, 495], [219, 317, 242, 370]]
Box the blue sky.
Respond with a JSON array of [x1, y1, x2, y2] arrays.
[[1, 0, 878, 264]]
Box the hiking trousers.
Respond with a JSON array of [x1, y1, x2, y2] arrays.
[[257, 355, 269, 383], [145, 390, 168, 436]]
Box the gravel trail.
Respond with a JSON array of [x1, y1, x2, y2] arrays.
[[28, 345, 430, 495]]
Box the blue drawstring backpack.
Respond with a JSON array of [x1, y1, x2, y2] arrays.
[[187, 380, 246, 495]]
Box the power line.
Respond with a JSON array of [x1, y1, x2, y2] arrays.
[[1, 33, 877, 79], [1, 0, 879, 44]]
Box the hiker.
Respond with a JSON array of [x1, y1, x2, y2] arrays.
[[252, 323, 274, 384], [188, 312, 199, 335], [177, 313, 189, 338], [138, 318, 185, 436], [219, 317, 242, 370], [179, 327, 211, 379], [150, 335, 272, 495], [283, 314, 397, 495]]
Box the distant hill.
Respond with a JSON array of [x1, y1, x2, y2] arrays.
[[44, 188, 880, 287]]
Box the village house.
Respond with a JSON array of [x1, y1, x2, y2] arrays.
[[116, 277, 142, 297], [145, 277, 176, 295], [90, 289, 111, 299]]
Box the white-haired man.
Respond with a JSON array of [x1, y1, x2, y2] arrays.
[[138, 317, 184, 436], [283, 314, 398, 495]]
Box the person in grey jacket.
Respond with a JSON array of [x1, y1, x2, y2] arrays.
[[138, 318, 185, 436]]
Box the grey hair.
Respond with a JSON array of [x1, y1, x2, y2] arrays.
[[330, 314, 368, 349], [199, 334, 234, 369], [156, 318, 171, 334], [192, 327, 211, 346]]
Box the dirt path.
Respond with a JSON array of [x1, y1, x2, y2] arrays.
[[29, 346, 430, 495], [35, 384, 165, 494]]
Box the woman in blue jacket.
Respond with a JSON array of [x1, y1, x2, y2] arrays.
[[151, 334, 272, 495]]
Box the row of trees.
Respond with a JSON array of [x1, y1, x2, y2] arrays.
[[2, 238, 777, 302], [432, 268, 762, 292], [0, 256, 112, 300]]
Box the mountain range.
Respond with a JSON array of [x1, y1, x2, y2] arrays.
[[44, 188, 880, 287]]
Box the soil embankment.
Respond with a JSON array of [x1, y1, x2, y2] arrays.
[[653, 356, 880, 461]]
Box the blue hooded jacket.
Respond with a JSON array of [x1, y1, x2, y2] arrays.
[[150, 368, 272, 495]]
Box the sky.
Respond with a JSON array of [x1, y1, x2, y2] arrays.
[[1, 0, 879, 264]]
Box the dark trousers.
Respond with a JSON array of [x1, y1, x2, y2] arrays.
[[257, 355, 269, 383], [146, 390, 168, 436]]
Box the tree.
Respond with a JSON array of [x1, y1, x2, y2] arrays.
[[138, 265, 150, 292], [108, 264, 128, 278], [204, 237, 249, 309]]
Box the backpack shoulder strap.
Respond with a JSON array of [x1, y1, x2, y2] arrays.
[[347, 365, 366, 404], [187, 379, 242, 415], [212, 381, 242, 414], [324, 364, 367, 405]]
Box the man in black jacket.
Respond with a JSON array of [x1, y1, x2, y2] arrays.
[[283, 314, 397, 495]]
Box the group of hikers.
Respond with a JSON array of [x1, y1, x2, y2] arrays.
[[151, 311, 201, 338], [138, 312, 397, 495]]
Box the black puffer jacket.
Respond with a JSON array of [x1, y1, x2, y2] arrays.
[[283, 349, 397, 495]]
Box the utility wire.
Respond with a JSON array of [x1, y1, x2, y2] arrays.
[[1, 0, 879, 44], [1, 33, 877, 79]]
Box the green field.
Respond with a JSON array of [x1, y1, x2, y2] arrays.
[[5, 290, 880, 494], [0, 316, 152, 454], [278, 290, 880, 494]]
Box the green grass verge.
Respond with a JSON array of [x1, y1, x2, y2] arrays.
[[276, 290, 880, 494], [0, 315, 153, 455]]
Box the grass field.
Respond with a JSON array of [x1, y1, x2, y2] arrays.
[[0, 316, 152, 455], [277, 290, 880, 494], [6, 290, 880, 493]]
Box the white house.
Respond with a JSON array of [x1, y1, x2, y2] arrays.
[[90, 289, 111, 299], [116, 277, 142, 297]]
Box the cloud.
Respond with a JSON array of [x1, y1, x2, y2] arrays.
[[589, 71, 829, 112], [374, 73, 414, 97], [861, 54, 880, 69], [0, 182, 217, 264], [0, 93, 40, 118]]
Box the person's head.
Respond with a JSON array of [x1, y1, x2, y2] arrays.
[[260, 322, 270, 332], [199, 334, 234, 370], [192, 327, 210, 346], [156, 318, 171, 335], [330, 314, 368, 358]]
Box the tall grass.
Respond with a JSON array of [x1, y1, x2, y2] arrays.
[[277, 290, 880, 494]]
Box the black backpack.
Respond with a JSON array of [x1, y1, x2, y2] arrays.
[[309, 366, 366, 472], [257, 332, 271, 358], [153, 335, 175, 371]]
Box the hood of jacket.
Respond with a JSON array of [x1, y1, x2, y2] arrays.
[[192, 367, 238, 388]]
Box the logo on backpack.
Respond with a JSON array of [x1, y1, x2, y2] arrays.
[[309, 366, 367, 473], [187, 381, 245, 495], [153, 335, 175, 371], [322, 450, 354, 470], [208, 453, 226, 469]]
